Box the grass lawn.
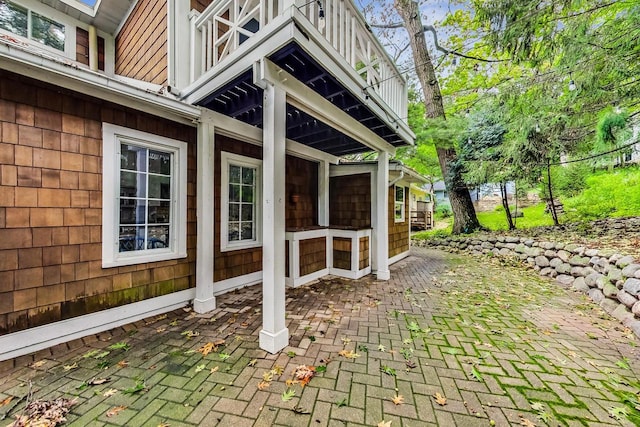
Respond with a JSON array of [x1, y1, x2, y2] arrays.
[[477, 203, 555, 231]]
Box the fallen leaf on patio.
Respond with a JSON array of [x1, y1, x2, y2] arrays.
[[30, 360, 46, 368], [123, 380, 146, 395], [316, 365, 327, 373], [157, 423, 170, 427], [219, 352, 230, 361], [608, 406, 628, 421], [378, 420, 392, 427], [198, 342, 215, 356], [156, 327, 166, 333], [341, 337, 351, 344], [338, 350, 360, 359], [377, 344, 386, 352], [285, 379, 299, 387], [63, 362, 78, 371], [103, 388, 118, 397], [248, 359, 258, 367], [272, 365, 284, 375], [169, 320, 178, 326], [262, 371, 274, 382], [391, 395, 404, 405], [281, 388, 296, 402], [181, 330, 199, 338], [88, 377, 111, 386], [405, 360, 417, 369], [106, 405, 127, 417], [11, 397, 76, 427], [292, 406, 309, 414], [117, 360, 129, 368], [257, 381, 270, 390], [94, 351, 110, 359], [433, 392, 447, 406], [195, 364, 206, 373], [0, 396, 13, 407], [380, 366, 396, 376], [210, 366, 219, 374], [293, 365, 316, 387], [520, 418, 536, 427]]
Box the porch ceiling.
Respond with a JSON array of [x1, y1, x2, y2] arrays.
[[196, 42, 406, 157]]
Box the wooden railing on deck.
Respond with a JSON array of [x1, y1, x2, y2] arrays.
[[189, 0, 407, 121]]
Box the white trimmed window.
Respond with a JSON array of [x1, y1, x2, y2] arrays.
[[394, 185, 405, 223], [220, 152, 262, 252], [0, 0, 70, 53], [102, 123, 188, 267]]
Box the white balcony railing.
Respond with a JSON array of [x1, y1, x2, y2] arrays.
[[189, 0, 407, 121]]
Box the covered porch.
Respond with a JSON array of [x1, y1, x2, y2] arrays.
[[185, 0, 413, 354]]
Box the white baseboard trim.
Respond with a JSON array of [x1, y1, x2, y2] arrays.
[[286, 268, 329, 288], [0, 289, 195, 361], [213, 271, 263, 296], [389, 251, 410, 266]]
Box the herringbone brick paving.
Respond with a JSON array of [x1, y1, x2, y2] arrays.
[[1, 248, 639, 426]]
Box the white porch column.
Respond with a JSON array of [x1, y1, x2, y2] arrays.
[[318, 160, 330, 227], [260, 82, 289, 353], [375, 151, 390, 280], [194, 118, 216, 313]]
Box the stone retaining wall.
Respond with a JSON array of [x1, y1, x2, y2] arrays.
[[414, 235, 640, 337]]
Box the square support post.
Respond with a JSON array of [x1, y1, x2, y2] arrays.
[[375, 151, 390, 280], [194, 119, 216, 313], [260, 82, 289, 353]]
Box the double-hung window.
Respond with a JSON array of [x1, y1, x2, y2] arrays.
[[102, 124, 187, 267], [394, 185, 405, 223], [0, 1, 67, 52], [220, 152, 261, 251]]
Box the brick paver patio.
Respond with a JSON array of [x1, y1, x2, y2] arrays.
[[1, 248, 639, 426]]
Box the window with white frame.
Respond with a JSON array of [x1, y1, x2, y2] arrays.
[[394, 185, 405, 222], [0, 1, 67, 52], [220, 152, 262, 251], [102, 123, 187, 267]]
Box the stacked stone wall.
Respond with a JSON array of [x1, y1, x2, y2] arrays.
[[415, 235, 640, 337]]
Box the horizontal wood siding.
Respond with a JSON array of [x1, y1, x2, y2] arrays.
[[214, 136, 262, 282], [359, 236, 369, 270], [299, 237, 326, 276], [388, 186, 409, 258], [329, 173, 371, 228], [286, 156, 318, 229], [0, 70, 197, 335], [115, 0, 168, 85], [332, 237, 351, 270]]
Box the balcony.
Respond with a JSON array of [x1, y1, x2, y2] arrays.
[[182, 0, 412, 156]]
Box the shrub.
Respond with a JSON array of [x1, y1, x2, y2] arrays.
[[434, 204, 452, 219]]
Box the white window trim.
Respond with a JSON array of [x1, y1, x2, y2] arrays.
[[102, 123, 188, 268], [394, 185, 405, 223], [220, 151, 262, 252], [0, 0, 77, 58]]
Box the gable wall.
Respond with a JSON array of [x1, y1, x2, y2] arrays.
[[115, 0, 168, 85]]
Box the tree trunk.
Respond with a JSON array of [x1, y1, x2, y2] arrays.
[[500, 181, 515, 230], [394, 0, 480, 234], [546, 160, 559, 226]]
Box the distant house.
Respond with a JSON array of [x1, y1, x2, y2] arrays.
[[409, 184, 433, 230], [0, 0, 415, 359], [430, 180, 450, 206]]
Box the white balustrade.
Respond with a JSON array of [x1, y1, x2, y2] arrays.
[[189, 0, 407, 122]]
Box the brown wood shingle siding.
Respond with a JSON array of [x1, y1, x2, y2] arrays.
[[115, 0, 168, 85], [332, 237, 351, 270], [191, 0, 214, 12], [329, 173, 371, 228], [286, 156, 318, 229], [359, 236, 369, 270], [214, 136, 262, 282], [75, 28, 105, 71], [388, 186, 409, 258], [0, 70, 197, 335], [299, 237, 326, 276]]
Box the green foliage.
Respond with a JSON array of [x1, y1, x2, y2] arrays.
[[434, 204, 452, 219], [596, 108, 629, 146], [563, 166, 640, 221], [550, 163, 590, 197]]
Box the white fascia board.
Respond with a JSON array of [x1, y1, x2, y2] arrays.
[[329, 163, 375, 177], [202, 109, 340, 164], [289, 9, 414, 146], [256, 58, 396, 155], [0, 289, 194, 361], [0, 42, 200, 126], [389, 163, 429, 185]]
